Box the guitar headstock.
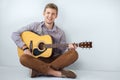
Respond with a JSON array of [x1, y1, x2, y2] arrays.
[[79, 41, 92, 48]]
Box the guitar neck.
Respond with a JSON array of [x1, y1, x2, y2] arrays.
[[38, 42, 92, 49], [45, 43, 79, 48]]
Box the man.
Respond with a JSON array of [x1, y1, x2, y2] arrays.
[[11, 3, 78, 78]]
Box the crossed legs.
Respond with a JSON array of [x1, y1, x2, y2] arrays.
[[20, 49, 78, 78]]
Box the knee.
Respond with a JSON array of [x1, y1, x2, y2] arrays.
[[19, 54, 30, 65], [69, 49, 79, 61]]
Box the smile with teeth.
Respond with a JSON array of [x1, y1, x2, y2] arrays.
[[48, 18, 52, 21]]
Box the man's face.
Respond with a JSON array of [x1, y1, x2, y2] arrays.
[[43, 8, 57, 24]]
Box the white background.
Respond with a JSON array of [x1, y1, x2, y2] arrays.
[[0, 0, 120, 72]]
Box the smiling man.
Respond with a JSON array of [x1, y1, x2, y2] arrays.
[[11, 3, 78, 79]]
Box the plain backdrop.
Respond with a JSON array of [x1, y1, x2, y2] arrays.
[[0, 0, 120, 72]]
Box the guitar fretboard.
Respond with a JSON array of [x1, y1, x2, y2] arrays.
[[45, 43, 79, 48]]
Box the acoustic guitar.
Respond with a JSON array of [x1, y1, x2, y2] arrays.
[[17, 31, 92, 58]]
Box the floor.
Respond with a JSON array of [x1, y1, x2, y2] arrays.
[[0, 66, 120, 80]]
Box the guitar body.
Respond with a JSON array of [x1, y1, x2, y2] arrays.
[[17, 31, 53, 58]]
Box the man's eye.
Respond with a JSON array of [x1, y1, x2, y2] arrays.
[[52, 13, 55, 15], [47, 12, 50, 14]]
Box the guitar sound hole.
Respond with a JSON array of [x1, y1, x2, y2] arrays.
[[38, 42, 45, 50]]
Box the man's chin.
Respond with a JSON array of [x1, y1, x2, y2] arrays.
[[46, 22, 53, 24]]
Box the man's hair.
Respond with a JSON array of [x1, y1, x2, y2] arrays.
[[44, 3, 58, 14]]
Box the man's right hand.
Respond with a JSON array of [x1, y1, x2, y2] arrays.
[[22, 44, 32, 56], [23, 49, 32, 56]]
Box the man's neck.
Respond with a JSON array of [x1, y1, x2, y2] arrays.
[[45, 22, 54, 30]]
